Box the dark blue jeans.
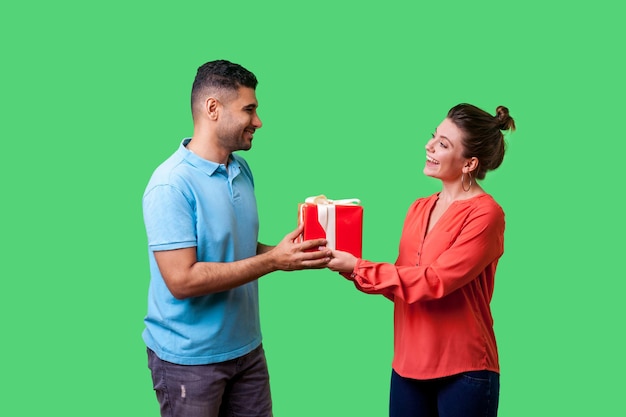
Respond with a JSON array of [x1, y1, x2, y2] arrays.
[[147, 344, 272, 417], [389, 369, 499, 417]]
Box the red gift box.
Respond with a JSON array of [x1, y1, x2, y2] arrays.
[[297, 195, 363, 258]]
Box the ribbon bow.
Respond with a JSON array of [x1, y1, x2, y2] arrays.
[[301, 195, 361, 250], [304, 195, 361, 205]]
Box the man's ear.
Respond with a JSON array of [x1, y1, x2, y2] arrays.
[[205, 97, 219, 120]]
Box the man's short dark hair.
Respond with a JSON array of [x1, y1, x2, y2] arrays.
[[191, 60, 258, 114]]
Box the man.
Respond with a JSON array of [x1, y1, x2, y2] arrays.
[[142, 60, 330, 417]]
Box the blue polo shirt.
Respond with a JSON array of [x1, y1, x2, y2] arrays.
[[142, 138, 261, 365]]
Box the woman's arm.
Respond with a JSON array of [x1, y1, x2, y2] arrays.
[[334, 204, 504, 304]]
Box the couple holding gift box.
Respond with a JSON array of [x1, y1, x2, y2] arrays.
[[142, 60, 516, 417]]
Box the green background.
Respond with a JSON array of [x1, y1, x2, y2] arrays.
[[2, 0, 624, 415]]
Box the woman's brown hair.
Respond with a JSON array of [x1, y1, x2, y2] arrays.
[[447, 104, 516, 180]]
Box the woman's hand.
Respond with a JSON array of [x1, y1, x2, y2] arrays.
[[328, 250, 358, 273]]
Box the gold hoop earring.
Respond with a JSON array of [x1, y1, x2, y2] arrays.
[[461, 172, 472, 192]]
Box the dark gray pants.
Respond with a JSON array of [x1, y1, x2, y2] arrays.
[[147, 344, 272, 417]]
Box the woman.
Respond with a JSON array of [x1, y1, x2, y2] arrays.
[[328, 103, 516, 417]]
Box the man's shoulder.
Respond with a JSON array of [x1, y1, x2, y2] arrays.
[[144, 152, 191, 193]]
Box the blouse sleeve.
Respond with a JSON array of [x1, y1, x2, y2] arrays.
[[348, 202, 505, 304]]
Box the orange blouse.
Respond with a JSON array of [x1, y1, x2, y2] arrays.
[[349, 193, 505, 379]]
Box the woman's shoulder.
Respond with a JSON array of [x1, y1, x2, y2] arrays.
[[412, 192, 439, 206], [402, 193, 437, 219], [475, 193, 503, 211], [468, 194, 505, 224]]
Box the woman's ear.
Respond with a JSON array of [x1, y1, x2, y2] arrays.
[[463, 157, 480, 174]]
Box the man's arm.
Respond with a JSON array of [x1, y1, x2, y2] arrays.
[[257, 242, 275, 255], [155, 225, 330, 299]]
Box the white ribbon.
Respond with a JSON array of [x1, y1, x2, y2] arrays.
[[304, 195, 361, 205], [302, 195, 361, 250]]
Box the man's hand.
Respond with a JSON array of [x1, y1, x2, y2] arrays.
[[268, 224, 331, 271]]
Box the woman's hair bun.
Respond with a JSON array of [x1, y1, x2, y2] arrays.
[[495, 106, 516, 132]]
